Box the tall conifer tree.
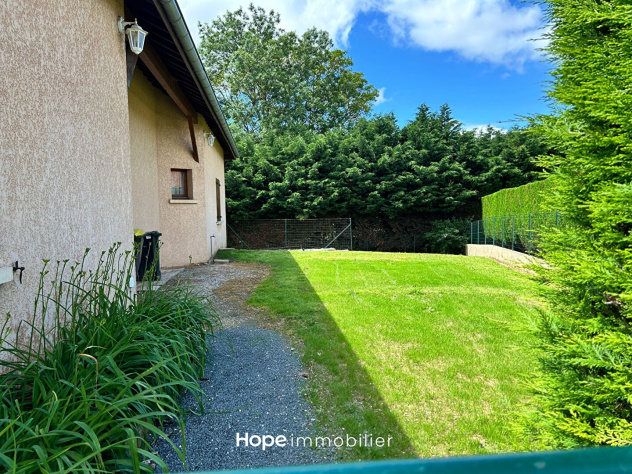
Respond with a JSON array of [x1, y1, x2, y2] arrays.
[[528, 1, 632, 447]]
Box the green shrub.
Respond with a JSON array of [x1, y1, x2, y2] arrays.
[[0, 244, 219, 472], [521, 0, 632, 448], [423, 218, 470, 254], [482, 179, 555, 221]]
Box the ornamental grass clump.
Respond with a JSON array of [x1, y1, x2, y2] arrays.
[[0, 244, 219, 473]]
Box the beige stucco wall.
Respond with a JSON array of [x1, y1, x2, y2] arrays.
[[128, 72, 160, 233], [0, 0, 132, 347], [155, 88, 208, 267], [202, 118, 228, 255], [128, 72, 227, 268]]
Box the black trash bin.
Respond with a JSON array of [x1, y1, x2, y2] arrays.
[[136, 231, 162, 281], [134, 232, 144, 279]]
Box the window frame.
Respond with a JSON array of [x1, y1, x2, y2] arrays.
[[216, 178, 222, 222], [171, 169, 191, 200]]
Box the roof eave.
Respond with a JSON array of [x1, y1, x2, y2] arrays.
[[153, 0, 240, 159]]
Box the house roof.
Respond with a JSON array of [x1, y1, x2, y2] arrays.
[[125, 0, 239, 159]]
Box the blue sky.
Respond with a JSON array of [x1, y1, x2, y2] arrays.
[[178, 0, 552, 130]]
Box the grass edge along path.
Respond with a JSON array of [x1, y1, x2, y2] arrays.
[[217, 250, 545, 461]]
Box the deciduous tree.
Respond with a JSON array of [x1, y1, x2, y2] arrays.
[[198, 4, 378, 136]]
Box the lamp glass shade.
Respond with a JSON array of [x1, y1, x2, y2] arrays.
[[205, 134, 215, 147], [127, 23, 148, 55]]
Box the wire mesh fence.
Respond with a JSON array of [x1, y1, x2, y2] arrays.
[[470, 212, 563, 255], [227, 218, 352, 250]]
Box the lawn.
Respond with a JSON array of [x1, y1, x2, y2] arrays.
[[217, 250, 544, 460]]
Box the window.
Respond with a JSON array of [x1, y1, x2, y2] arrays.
[[171, 169, 190, 199], [216, 179, 222, 222]]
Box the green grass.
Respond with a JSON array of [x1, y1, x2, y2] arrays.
[[218, 249, 544, 460]]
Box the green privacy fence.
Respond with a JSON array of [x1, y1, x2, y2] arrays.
[[190, 446, 632, 474], [470, 212, 563, 255]]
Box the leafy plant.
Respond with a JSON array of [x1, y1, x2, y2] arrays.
[[0, 244, 219, 472], [198, 4, 377, 136], [423, 218, 470, 254]]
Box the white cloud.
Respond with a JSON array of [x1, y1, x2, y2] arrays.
[[379, 0, 545, 68], [374, 87, 390, 106], [178, 0, 368, 46], [178, 0, 546, 67]]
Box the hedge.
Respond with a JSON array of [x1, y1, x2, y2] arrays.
[[482, 179, 555, 220]]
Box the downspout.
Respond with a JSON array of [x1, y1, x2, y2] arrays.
[[155, 0, 240, 159]]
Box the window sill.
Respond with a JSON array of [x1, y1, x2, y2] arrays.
[[217, 220, 223, 224], [170, 199, 198, 204]]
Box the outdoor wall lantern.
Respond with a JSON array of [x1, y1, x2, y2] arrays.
[[118, 18, 148, 55], [203, 131, 216, 147]]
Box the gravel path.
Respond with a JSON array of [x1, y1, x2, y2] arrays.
[[153, 262, 335, 472]]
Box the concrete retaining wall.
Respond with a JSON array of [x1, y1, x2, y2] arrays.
[[466, 244, 544, 266]]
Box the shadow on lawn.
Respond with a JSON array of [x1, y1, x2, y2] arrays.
[[224, 250, 417, 460]]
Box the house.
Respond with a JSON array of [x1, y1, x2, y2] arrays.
[[0, 0, 238, 344]]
